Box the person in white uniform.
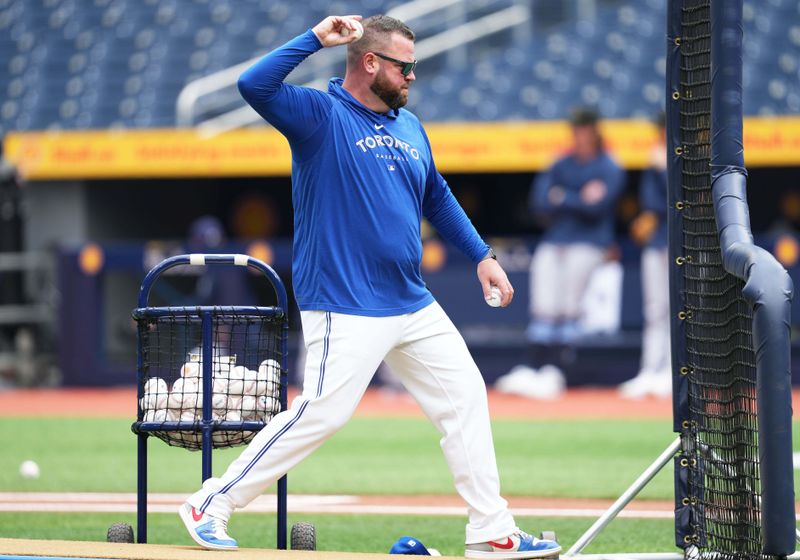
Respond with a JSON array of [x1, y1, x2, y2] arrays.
[[497, 109, 624, 397], [619, 113, 671, 398], [178, 14, 560, 559]]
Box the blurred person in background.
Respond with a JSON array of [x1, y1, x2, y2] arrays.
[[187, 215, 255, 307], [184, 215, 258, 362], [497, 108, 624, 398], [619, 112, 671, 399]]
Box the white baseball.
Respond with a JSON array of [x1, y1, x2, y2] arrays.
[[258, 359, 280, 398], [227, 378, 245, 396], [212, 431, 227, 446], [180, 361, 200, 380], [20, 460, 40, 479], [144, 377, 167, 394], [212, 376, 229, 394], [139, 393, 169, 411], [141, 377, 168, 410], [340, 19, 363, 40], [254, 395, 266, 415], [249, 368, 266, 397], [172, 377, 202, 409], [143, 408, 167, 422], [258, 359, 279, 374], [265, 395, 280, 416], [155, 393, 168, 410], [171, 377, 189, 396], [242, 370, 258, 397], [212, 392, 227, 412], [485, 286, 502, 308], [223, 364, 245, 395], [214, 355, 236, 376], [224, 409, 242, 422], [223, 365, 248, 394], [227, 365, 246, 380], [183, 388, 203, 409], [226, 395, 242, 412], [256, 395, 277, 420], [166, 390, 183, 413], [241, 396, 257, 420]]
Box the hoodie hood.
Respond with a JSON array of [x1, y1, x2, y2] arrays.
[[328, 77, 400, 120]]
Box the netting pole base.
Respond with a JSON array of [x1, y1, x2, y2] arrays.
[[563, 437, 682, 558], [136, 432, 148, 544]]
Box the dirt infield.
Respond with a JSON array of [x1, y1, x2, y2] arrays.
[[0, 492, 678, 520], [0, 386, 681, 419], [0, 537, 464, 560]]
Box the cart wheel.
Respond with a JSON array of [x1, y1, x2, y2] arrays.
[[291, 521, 316, 550], [107, 522, 134, 543], [540, 531, 558, 543]]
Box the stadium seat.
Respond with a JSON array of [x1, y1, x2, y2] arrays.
[[0, 0, 797, 131]]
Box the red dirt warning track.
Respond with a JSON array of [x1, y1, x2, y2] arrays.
[[0, 387, 681, 419], [0, 491, 676, 519]]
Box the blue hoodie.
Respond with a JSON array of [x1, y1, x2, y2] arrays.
[[238, 30, 489, 316]]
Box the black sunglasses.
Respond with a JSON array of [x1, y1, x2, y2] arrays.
[[373, 52, 417, 77]]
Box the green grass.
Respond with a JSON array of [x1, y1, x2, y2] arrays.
[[0, 512, 676, 556], [3, 416, 799, 554], [0, 417, 678, 499]]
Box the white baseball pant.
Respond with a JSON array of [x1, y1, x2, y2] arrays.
[[529, 241, 606, 320], [639, 247, 671, 375], [186, 301, 518, 544]]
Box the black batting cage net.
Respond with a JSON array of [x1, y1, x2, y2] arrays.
[[677, 1, 764, 558]]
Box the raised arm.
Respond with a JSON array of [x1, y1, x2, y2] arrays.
[[238, 16, 362, 151]]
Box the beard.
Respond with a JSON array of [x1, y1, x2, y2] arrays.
[[370, 69, 408, 110]]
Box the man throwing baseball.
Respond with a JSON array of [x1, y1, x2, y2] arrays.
[[179, 14, 560, 559]]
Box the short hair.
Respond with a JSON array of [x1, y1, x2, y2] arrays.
[[347, 15, 415, 67], [569, 106, 600, 127]]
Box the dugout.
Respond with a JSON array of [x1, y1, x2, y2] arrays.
[[2, 117, 799, 387]]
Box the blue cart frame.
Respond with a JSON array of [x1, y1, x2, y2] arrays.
[[131, 254, 289, 548]]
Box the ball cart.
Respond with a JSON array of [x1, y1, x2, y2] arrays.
[[107, 253, 315, 550]]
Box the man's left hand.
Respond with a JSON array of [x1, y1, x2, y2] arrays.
[[477, 258, 514, 307]]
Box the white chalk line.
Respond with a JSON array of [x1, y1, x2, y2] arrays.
[[0, 493, 674, 520]]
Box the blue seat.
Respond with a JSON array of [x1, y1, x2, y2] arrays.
[[0, 0, 796, 130]]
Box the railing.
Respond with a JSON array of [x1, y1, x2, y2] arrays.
[[176, 0, 531, 134]]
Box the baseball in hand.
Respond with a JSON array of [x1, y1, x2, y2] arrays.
[[485, 286, 502, 308], [340, 19, 363, 40]]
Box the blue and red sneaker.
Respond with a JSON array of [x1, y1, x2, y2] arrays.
[[178, 503, 238, 551], [465, 530, 561, 559]]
